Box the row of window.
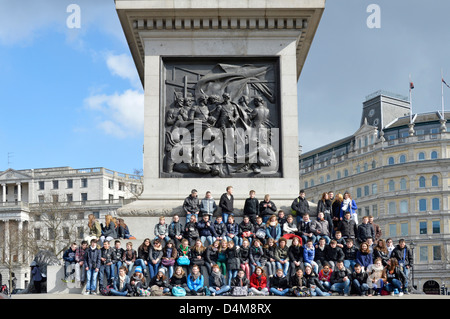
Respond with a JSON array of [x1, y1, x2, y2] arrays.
[[38, 178, 88, 190], [387, 150, 439, 165], [387, 198, 441, 214], [387, 220, 441, 237]]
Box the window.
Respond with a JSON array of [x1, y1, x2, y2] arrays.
[[344, 169, 349, 177], [419, 221, 427, 234], [400, 200, 408, 214], [34, 228, 41, 240], [326, 174, 331, 182], [371, 160, 376, 169], [364, 185, 370, 196], [433, 246, 442, 261], [109, 180, 114, 189], [67, 179, 73, 189], [356, 165, 361, 174], [398, 178, 406, 190], [400, 223, 408, 236], [419, 199, 427, 212], [389, 224, 397, 237], [432, 220, 441, 234], [388, 202, 396, 214], [310, 179, 314, 187], [52, 194, 59, 203], [52, 180, 59, 189], [109, 194, 114, 203], [372, 204, 378, 218], [431, 175, 439, 187], [304, 181, 308, 189], [337, 171, 341, 179], [431, 151, 438, 159], [372, 183, 378, 195], [81, 193, 88, 201], [63, 227, 70, 240], [399, 154, 406, 163], [419, 246, 428, 262], [363, 163, 368, 172], [81, 178, 88, 188], [419, 176, 426, 188], [38, 195, 45, 203], [356, 188, 362, 198], [388, 180, 395, 191], [77, 227, 84, 239], [38, 181, 45, 190], [432, 198, 440, 211], [418, 152, 425, 160], [66, 194, 73, 202], [388, 157, 395, 165], [119, 182, 125, 191], [48, 228, 56, 240]]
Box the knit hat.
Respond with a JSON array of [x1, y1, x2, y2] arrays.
[[135, 266, 143, 273]]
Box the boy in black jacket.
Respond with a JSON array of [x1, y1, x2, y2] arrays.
[[219, 186, 234, 224], [243, 190, 259, 225], [330, 260, 352, 296], [351, 263, 369, 296]]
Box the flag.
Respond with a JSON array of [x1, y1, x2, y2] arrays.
[[443, 77, 450, 89], [410, 81, 415, 90]]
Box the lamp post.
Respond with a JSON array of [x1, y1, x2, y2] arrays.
[[409, 240, 416, 292]]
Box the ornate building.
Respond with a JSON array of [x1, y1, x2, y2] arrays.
[[299, 90, 450, 293], [0, 166, 141, 291]]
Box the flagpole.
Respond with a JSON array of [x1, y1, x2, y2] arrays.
[[409, 74, 413, 124], [442, 69, 445, 118]]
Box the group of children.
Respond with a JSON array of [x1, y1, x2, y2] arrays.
[[60, 188, 413, 297]]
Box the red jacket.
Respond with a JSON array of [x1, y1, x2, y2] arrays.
[[250, 273, 267, 289]]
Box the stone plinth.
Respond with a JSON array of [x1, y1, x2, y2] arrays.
[[115, 0, 325, 215]]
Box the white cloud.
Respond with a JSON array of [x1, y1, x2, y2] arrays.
[[85, 89, 144, 139], [105, 53, 141, 89]]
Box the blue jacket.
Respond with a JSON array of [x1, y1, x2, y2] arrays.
[[356, 251, 373, 269], [340, 200, 358, 219], [265, 224, 281, 241], [197, 219, 218, 237], [303, 247, 315, 264], [187, 274, 204, 292]]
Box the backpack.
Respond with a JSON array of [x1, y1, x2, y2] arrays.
[[290, 198, 299, 216], [172, 286, 187, 297], [150, 285, 164, 296], [292, 286, 311, 297], [100, 285, 112, 296]]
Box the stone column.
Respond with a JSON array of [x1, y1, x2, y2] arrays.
[[1, 183, 5, 203], [16, 182, 22, 202]]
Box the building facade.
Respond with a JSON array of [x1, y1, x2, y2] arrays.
[[0, 166, 141, 291], [299, 91, 450, 293]]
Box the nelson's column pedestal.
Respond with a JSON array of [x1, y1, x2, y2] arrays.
[[115, 0, 325, 234]]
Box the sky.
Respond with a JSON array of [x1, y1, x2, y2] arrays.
[[1, 0, 449, 174]]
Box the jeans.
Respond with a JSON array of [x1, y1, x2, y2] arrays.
[[353, 279, 369, 295], [270, 287, 290, 296], [110, 288, 128, 296], [186, 213, 199, 224], [344, 259, 356, 272], [249, 287, 269, 295], [226, 235, 239, 246], [265, 261, 277, 277], [86, 268, 98, 293], [276, 260, 290, 276], [385, 279, 404, 292], [209, 285, 231, 295], [227, 270, 238, 286], [239, 236, 253, 246], [99, 264, 113, 288], [320, 280, 331, 291], [112, 261, 122, 279], [330, 279, 351, 295], [310, 287, 331, 296], [201, 236, 214, 247], [134, 259, 148, 275], [148, 262, 161, 279]]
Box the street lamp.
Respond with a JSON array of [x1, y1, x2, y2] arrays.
[[409, 240, 416, 291]]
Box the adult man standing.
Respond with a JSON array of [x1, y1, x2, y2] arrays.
[[219, 186, 234, 224], [291, 190, 310, 223]]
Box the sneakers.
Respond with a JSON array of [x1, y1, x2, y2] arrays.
[[398, 292, 404, 297], [83, 290, 90, 295]]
